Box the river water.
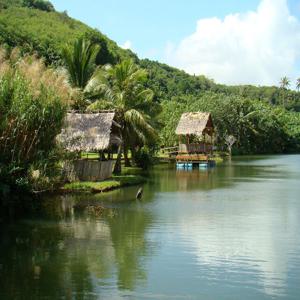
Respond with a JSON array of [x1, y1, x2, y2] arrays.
[[1, 155, 300, 300]]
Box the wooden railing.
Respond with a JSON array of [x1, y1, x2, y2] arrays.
[[161, 146, 179, 155], [178, 143, 212, 153]]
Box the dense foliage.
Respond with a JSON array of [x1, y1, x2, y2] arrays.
[[1, 2, 299, 111], [0, 49, 70, 195], [86, 60, 160, 172], [0, 0, 54, 11], [141, 59, 300, 111], [24, 0, 55, 12], [0, 0, 299, 159], [160, 93, 300, 154]]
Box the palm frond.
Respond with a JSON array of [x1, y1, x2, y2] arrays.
[[124, 109, 158, 145], [62, 38, 99, 89]]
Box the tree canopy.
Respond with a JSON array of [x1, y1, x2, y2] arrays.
[[87, 60, 160, 172], [160, 93, 300, 154], [0, 1, 299, 158]]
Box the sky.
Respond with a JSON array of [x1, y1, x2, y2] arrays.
[[51, 0, 300, 87]]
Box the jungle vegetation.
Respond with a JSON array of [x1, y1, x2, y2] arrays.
[[86, 59, 160, 173], [0, 0, 300, 194], [160, 93, 300, 154], [61, 38, 159, 173], [1, 1, 300, 111], [0, 48, 72, 194]]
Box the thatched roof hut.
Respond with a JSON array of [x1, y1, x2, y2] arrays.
[[58, 112, 121, 152], [175, 112, 214, 137]]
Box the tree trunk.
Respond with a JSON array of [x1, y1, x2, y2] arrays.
[[113, 145, 122, 175], [99, 151, 106, 161], [124, 146, 131, 167], [130, 146, 137, 165]]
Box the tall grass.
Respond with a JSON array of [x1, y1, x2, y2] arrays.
[[0, 48, 72, 193]]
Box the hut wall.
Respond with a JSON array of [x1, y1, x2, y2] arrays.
[[64, 160, 114, 182]]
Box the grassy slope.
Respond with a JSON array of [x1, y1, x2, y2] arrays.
[[0, 0, 23, 8], [0, 7, 85, 47], [0, 6, 135, 64]]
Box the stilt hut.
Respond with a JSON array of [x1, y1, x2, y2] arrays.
[[58, 111, 121, 181], [175, 112, 214, 167]]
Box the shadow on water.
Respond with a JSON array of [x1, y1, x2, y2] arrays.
[[0, 191, 156, 299]]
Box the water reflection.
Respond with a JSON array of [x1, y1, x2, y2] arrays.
[[175, 189, 300, 297], [0, 193, 155, 299], [0, 155, 300, 299], [150, 157, 294, 193], [149, 156, 300, 298]]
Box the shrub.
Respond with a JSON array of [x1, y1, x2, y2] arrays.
[[132, 146, 155, 170], [23, 0, 55, 12], [0, 48, 72, 192]]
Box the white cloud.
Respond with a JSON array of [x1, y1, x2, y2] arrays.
[[165, 0, 300, 87], [120, 40, 132, 50]]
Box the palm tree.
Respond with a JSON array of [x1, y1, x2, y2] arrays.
[[86, 60, 159, 174], [280, 76, 290, 89], [296, 78, 300, 91], [279, 76, 290, 108], [62, 38, 99, 108]]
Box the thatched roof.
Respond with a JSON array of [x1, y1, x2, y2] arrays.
[[58, 112, 121, 152], [175, 112, 213, 136]]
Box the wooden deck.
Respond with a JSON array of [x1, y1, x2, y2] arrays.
[[160, 143, 216, 168], [176, 154, 210, 162], [176, 154, 215, 168]]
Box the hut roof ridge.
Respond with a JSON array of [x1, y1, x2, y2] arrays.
[[57, 112, 121, 152]]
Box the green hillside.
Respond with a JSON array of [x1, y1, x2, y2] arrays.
[[1, 2, 300, 110], [140, 59, 300, 111], [0, 1, 300, 153], [0, 0, 54, 10], [0, 5, 136, 65]]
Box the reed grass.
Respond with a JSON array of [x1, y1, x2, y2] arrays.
[[0, 47, 73, 192]]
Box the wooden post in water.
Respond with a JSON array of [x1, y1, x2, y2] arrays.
[[203, 132, 206, 155], [211, 128, 213, 156]]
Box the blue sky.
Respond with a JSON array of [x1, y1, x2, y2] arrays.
[[51, 0, 263, 58], [51, 0, 300, 87]]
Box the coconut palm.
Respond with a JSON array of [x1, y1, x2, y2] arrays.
[[279, 76, 290, 108], [86, 60, 159, 173], [62, 38, 99, 108], [296, 78, 300, 91], [280, 76, 290, 89]]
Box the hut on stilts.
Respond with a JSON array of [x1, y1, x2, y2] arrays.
[[58, 111, 121, 181], [175, 112, 215, 168]]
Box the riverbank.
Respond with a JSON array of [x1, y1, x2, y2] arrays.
[[61, 174, 146, 194]]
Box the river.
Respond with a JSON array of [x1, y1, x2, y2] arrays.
[[1, 155, 300, 299]]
